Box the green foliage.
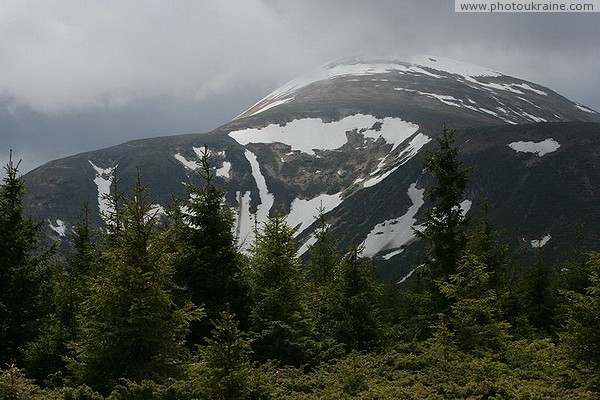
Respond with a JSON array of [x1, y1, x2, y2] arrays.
[[303, 209, 344, 354], [561, 252, 600, 378], [0, 153, 51, 365], [402, 125, 475, 339], [305, 207, 339, 286], [24, 205, 98, 382], [59, 384, 104, 400], [262, 339, 596, 399], [174, 147, 248, 345], [194, 311, 260, 399], [0, 364, 47, 400], [247, 213, 315, 366], [436, 250, 510, 353], [415, 124, 474, 314], [329, 246, 384, 352], [67, 171, 199, 393], [5, 153, 600, 396], [522, 262, 558, 335]]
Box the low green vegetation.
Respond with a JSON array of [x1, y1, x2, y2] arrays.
[[1, 128, 600, 399]]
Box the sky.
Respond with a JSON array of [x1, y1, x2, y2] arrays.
[[1, 0, 599, 174]]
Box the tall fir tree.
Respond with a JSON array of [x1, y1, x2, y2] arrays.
[[560, 252, 600, 374], [436, 250, 510, 353], [330, 246, 384, 352], [0, 152, 50, 365], [174, 147, 247, 346], [305, 207, 339, 285], [197, 311, 255, 399], [247, 213, 314, 366], [415, 124, 474, 314], [23, 204, 98, 382], [68, 170, 198, 393], [305, 207, 340, 335]]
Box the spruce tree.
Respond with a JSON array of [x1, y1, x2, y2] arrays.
[[330, 246, 384, 352], [197, 311, 254, 399], [415, 124, 473, 313], [68, 171, 197, 393], [305, 208, 340, 334], [0, 153, 49, 365], [174, 147, 247, 345], [306, 207, 339, 285], [436, 250, 510, 353], [560, 252, 600, 372], [24, 205, 98, 381], [247, 213, 313, 366]]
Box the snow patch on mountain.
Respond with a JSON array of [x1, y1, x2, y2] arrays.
[[362, 118, 420, 151], [237, 56, 507, 119], [286, 193, 343, 236], [235, 149, 275, 253], [394, 87, 544, 124], [229, 114, 419, 155], [235, 191, 253, 252], [575, 103, 597, 114], [518, 111, 547, 123], [362, 183, 425, 257], [246, 97, 294, 117], [244, 149, 274, 222], [174, 153, 198, 170], [298, 231, 318, 256], [363, 133, 431, 188], [410, 55, 501, 78], [531, 234, 551, 248], [147, 204, 166, 220], [509, 138, 560, 156], [173, 147, 217, 171], [89, 161, 117, 216], [512, 83, 548, 96], [398, 268, 416, 284], [48, 219, 67, 237], [476, 81, 524, 95], [382, 249, 404, 260], [216, 161, 231, 178], [460, 199, 473, 215]]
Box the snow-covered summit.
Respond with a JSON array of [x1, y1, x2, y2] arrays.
[[236, 55, 506, 119]]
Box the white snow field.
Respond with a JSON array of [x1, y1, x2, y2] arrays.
[[229, 114, 419, 155], [531, 234, 551, 248], [48, 219, 67, 237], [286, 193, 343, 237], [89, 160, 117, 217], [362, 183, 425, 258], [508, 138, 561, 156]]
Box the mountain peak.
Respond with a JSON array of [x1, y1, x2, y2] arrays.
[[234, 55, 596, 126], [237, 55, 504, 120]]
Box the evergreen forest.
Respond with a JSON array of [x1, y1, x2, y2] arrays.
[[2, 127, 600, 399]]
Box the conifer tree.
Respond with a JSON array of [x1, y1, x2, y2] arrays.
[[247, 213, 313, 366], [0, 153, 49, 365], [330, 246, 384, 351], [24, 205, 98, 381], [560, 252, 600, 372], [415, 124, 473, 313], [306, 207, 339, 285], [305, 208, 340, 332], [174, 147, 247, 345], [198, 311, 254, 399], [68, 170, 197, 393], [436, 250, 510, 353]]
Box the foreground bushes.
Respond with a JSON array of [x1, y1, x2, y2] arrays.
[[3, 337, 597, 399]]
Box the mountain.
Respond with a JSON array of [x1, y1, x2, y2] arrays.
[[22, 56, 600, 280]]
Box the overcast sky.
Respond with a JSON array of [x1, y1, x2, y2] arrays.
[[2, 0, 599, 173]]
